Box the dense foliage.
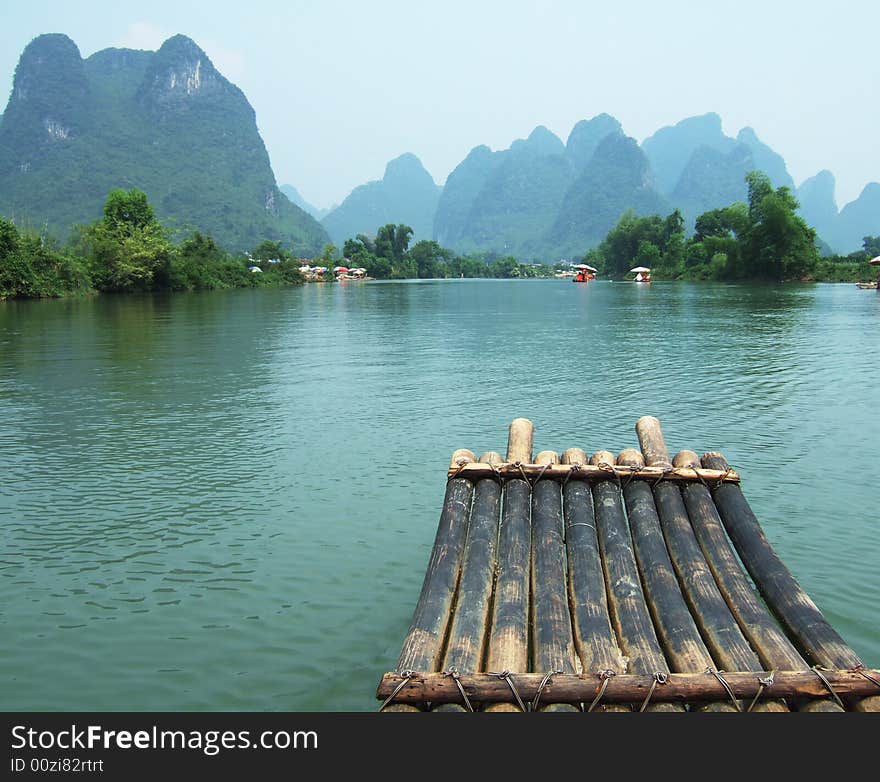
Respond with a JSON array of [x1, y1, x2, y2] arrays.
[[5, 179, 876, 300], [342, 223, 548, 280], [586, 172, 832, 282], [548, 133, 669, 257], [0, 217, 90, 299], [1, 189, 305, 299]]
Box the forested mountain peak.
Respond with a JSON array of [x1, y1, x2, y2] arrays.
[[546, 132, 668, 255], [0, 33, 329, 253], [382, 152, 437, 187], [566, 113, 623, 171], [4, 34, 90, 147], [509, 125, 567, 157], [642, 112, 736, 194], [320, 152, 440, 245], [136, 35, 245, 115], [735, 126, 794, 189]]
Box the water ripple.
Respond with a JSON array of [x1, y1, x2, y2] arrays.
[[1, 282, 877, 710]]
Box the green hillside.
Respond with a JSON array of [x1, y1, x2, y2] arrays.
[[0, 34, 329, 254], [320, 153, 440, 246], [546, 133, 669, 256], [671, 143, 755, 225]]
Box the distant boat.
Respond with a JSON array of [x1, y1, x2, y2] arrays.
[[627, 265, 652, 283], [572, 263, 597, 283], [856, 281, 878, 289]]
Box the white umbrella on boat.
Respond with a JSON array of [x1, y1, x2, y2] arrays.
[[629, 266, 651, 273], [869, 256, 880, 265], [574, 264, 598, 272]]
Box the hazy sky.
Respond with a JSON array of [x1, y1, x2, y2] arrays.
[[2, 0, 878, 209]]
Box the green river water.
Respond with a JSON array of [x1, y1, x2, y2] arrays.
[[1, 279, 878, 710]]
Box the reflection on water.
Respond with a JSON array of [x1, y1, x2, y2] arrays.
[[1, 281, 878, 710]]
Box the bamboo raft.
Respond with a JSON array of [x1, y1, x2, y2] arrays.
[[377, 417, 880, 712]]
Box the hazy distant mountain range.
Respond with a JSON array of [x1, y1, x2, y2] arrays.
[[318, 111, 876, 257], [1, 34, 876, 257], [0, 33, 329, 253], [319, 152, 440, 246], [278, 184, 333, 221]]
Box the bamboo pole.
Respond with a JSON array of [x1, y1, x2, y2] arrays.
[[656, 450, 788, 712], [680, 465, 807, 673], [658, 451, 764, 672], [377, 668, 880, 706], [506, 418, 534, 464], [702, 451, 878, 713], [531, 450, 579, 711], [590, 450, 680, 711], [622, 445, 746, 712], [618, 448, 716, 673], [442, 452, 503, 674], [383, 449, 475, 712], [562, 448, 629, 712], [635, 416, 673, 470], [484, 421, 534, 712], [702, 451, 864, 668], [562, 448, 626, 674]]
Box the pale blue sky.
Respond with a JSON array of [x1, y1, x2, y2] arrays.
[[2, 0, 877, 209]]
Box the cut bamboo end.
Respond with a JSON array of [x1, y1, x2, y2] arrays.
[[534, 450, 559, 466], [506, 418, 534, 463], [561, 447, 587, 465], [449, 448, 476, 470], [636, 416, 672, 468], [617, 448, 645, 469], [479, 451, 504, 465], [591, 450, 616, 467], [673, 450, 701, 469]]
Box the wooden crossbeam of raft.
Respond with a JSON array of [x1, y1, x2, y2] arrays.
[[446, 462, 740, 484], [376, 669, 880, 706]]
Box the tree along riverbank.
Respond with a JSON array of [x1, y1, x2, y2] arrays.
[[3, 173, 878, 301], [1, 189, 308, 301], [580, 172, 879, 284], [336, 172, 878, 285]]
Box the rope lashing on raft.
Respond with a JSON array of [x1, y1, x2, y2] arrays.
[[620, 464, 640, 489], [587, 670, 617, 713], [531, 669, 563, 711], [488, 670, 527, 713], [747, 670, 777, 712], [650, 467, 674, 488], [442, 668, 474, 712], [811, 665, 845, 709], [562, 462, 582, 487], [850, 664, 880, 689], [595, 461, 622, 489], [693, 469, 712, 491], [706, 667, 741, 712], [638, 672, 669, 712], [379, 670, 416, 711], [451, 456, 470, 479], [712, 466, 736, 490]]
